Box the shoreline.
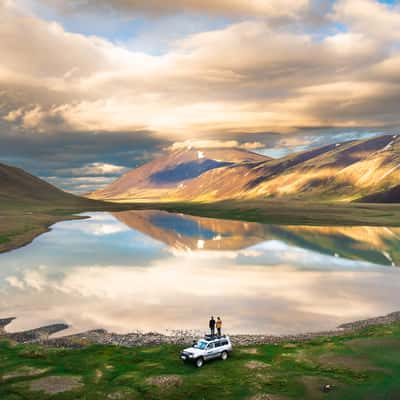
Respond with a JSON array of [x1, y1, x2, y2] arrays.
[[0, 212, 89, 255], [1, 200, 400, 255], [2, 311, 400, 348]]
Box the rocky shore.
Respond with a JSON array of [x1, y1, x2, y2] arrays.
[[2, 311, 400, 348]]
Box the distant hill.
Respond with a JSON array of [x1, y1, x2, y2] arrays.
[[88, 134, 400, 203], [0, 162, 92, 207]]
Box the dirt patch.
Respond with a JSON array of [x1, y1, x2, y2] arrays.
[[114, 371, 141, 384], [107, 388, 139, 399], [94, 369, 103, 383], [2, 366, 50, 380], [346, 337, 400, 352], [248, 394, 288, 400], [316, 353, 381, 372], [245, 361, 271, 369], [29, 375, 83, 394], [141, 347, 162, 353], [240, 348, 259, 355], [139, 362, 164, 369], [145, 375, 182, 389], [283, 343, 297, 349]]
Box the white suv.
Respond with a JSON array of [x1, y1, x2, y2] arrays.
[[180, 335, 233, 368]]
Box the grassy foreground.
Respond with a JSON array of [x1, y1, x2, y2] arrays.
[[1, 322, 400, 399], [2, 198, 400, 254]]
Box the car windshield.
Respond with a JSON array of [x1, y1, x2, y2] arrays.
[[194, 340, 208, 350]]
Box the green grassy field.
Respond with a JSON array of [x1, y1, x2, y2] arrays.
[[1, 322, 400, 399], [156, 200, 400, 227]]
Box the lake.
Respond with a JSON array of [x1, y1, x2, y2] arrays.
[[1, 210, 400, 335]]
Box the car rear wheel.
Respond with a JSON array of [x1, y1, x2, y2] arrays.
[[195, 357, 204, 368], [221, 351, 228, 361]]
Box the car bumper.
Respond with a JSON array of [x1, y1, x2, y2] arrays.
[[180, 353, 193, 362]]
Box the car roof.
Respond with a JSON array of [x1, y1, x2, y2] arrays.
[[202, 336, 230, 343]]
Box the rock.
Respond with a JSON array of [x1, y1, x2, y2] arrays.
[[9, 323, 69, 343], [3, 310, 400, 349], [321, 384, 334, 393]]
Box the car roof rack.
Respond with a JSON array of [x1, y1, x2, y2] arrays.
[[203, 334, 227, 341]]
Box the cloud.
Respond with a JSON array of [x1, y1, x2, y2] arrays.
[[2, 0, 400, 191], [332, 0, 400, 42], [38, 0, 310, 19], [3, 250, 399, 334], [0, 127, 168, 192], [43, 176, 117, 194], [57, 162, 128, 177], [168, 139, 265, 151], [3, 1, 400, 138]]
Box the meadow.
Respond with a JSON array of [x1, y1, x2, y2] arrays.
[[1, 322, 400, 399]]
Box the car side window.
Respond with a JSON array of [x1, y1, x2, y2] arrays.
[[221, 340, 228, 346], [214, 341, 221, 348], [207, 343, 214, 350]]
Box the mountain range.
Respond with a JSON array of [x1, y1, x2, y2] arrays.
[[89, 135, 400, 203]]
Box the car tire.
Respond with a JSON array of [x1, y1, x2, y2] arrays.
[[221, 351, 228, 361], [195, 357, 204, 368]]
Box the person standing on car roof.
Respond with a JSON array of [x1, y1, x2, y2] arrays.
[[216, 317, 222, 337], [209, 316, 216, 336]]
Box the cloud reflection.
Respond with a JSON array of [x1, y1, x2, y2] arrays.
[[1, 212, 400, 335]]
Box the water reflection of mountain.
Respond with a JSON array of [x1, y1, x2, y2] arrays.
[[112, 211, 400, 266], [113, 210, 266, 251]]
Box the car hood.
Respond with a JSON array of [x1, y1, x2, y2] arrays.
[[182, 347, 203, 357]]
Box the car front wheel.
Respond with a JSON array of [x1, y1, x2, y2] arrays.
[[221, 351, 228, 361], [195, 357, 204, 368]]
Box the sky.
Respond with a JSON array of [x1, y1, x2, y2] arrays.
[[1, 0, 400, 193]]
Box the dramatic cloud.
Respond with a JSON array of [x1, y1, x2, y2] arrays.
[[332, 0, 400, 41], [1, 0, 400, 191], [38, 0, 311, 18], [168, 140, 265, 151], [57, 163, 129, 177]]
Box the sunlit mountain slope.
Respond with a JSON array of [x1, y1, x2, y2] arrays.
[[89, 135, 400, 203]]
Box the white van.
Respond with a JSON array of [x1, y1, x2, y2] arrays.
[[180, 336, 233, 368]]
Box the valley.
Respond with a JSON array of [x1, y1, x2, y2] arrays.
[[2, 134, 400, 255]]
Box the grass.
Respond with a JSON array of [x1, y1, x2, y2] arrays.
[[2, 197, 400, 254], [155, 200, 400, 227], [1, 323, 400, 399]]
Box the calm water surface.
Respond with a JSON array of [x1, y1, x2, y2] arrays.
[[1, 210, 400, 335]]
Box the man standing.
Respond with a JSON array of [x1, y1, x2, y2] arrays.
[[209, 316, 216, 337], [216, 317, 222, 337]]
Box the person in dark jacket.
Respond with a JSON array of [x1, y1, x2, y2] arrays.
[[209, 316, 216, 336]]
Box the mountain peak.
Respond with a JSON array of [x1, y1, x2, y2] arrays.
[[88, 146, 269, 202]]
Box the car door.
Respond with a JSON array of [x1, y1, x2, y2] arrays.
[[205, 343, 216, 360]]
